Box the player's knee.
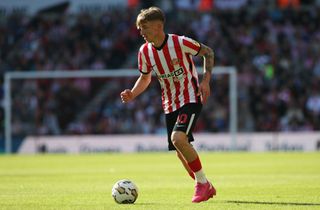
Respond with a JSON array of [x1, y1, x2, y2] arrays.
[[171, 131, 187, 147]]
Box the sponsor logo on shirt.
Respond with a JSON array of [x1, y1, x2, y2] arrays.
[[157, 68, 184, 80]]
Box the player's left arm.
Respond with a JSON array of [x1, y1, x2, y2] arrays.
[[197, 43, 214, 104]]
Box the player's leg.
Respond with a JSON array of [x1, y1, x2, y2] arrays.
[[166, 110, 195, 180], [172, 129, 216, 203], [176, 150, 195, 180], [170, 103, 216, 203], [171, 131, 207, 184], [171, 103, 206, 183]]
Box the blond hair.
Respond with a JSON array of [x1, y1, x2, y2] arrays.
[[136, 7, 165, 28]]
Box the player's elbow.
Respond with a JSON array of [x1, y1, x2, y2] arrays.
[[141, 74, 152, 84], [199, 44, 214, 58]]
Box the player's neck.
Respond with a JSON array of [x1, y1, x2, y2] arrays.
[[152, 32, 166, 48]]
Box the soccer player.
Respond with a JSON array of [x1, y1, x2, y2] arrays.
[[120, 6, 216, 203]]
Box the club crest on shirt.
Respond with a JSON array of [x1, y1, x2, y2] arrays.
[[170, 58, 180, 66]]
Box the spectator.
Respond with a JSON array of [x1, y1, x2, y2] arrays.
[[0, 4, 319, 139]]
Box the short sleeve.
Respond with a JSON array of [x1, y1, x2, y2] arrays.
[[180, 36, 201, 56], [138, 45, 152, 74]]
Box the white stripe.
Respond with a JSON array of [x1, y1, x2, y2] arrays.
[[158, 44, 177, 112], [186, 113, 195, 135]]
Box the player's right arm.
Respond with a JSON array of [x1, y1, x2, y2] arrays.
[[120, 72, 152, 103]]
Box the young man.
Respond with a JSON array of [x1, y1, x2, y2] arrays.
[[120, 6, 216, 203]]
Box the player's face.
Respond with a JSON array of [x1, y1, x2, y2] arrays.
[[138, 21, 160, 43]]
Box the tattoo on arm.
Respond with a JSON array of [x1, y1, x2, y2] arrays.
[[199, 44, 214, 82]]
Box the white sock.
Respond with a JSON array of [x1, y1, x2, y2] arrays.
[[194, 169, 207, 184]]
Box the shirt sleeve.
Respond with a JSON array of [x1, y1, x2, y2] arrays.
[[180, 36, 201, 56], [138, 45, 152, 74]]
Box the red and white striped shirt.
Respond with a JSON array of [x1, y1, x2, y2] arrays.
[[138, 34, 201, 114]]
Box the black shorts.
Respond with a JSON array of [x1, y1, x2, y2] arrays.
[[165, 103, 202, 151]]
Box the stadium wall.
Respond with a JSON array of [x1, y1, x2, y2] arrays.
[[18, 132, 320, 154]]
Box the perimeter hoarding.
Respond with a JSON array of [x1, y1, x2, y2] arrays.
[[18, 132, 320, 154]]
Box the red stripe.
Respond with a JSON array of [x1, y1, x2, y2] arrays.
[[183, 39, 200, 53], [173, 35, 190, 105], [151, 47, 173, 113], [162, 41, 181, 110]]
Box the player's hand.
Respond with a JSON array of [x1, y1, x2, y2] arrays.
[[197, 81, 210, 104], [120, 89, 134, 103]]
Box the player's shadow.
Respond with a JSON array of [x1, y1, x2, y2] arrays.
[[224, 200, 320, 206], [133, 202, 157, 205]]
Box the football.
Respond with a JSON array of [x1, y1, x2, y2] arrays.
[[111, 179, 138, 204]]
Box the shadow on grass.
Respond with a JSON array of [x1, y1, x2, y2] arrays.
[[133, 202, 158, 206], [225, 200, 320, 206]]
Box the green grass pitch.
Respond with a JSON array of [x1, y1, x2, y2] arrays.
[[0, 152, 319, 210]]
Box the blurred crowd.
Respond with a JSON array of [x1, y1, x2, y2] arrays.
[[0, 0, 320, 139]]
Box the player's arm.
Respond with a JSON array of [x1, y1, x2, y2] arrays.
[[198, 44, 214, 82], [120, 72, 152, 103], [197, 44, 214, 104]]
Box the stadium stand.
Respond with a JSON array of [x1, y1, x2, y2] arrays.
[[0, 0, 320, 143]]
